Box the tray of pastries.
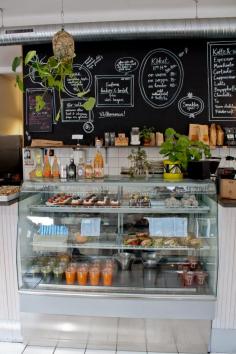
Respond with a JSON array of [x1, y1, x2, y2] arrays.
[[0, 186, 20, 201], [46, 193, 120, 208]]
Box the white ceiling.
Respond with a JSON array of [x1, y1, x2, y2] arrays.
[[0, 0, 236, 27]]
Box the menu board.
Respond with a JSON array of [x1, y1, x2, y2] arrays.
[[23, 39, 236, 146], [139, 49, 184, 109], [208, 41, 236, 120], [26, 88, 54, 132]]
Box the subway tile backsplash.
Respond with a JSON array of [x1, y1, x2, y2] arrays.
[[23, 146, 233, 180]]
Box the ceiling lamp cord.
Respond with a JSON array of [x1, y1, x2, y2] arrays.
[[0, 8, 4, 29], [61, 0, 65, 30], [194, 0, 199, 19]]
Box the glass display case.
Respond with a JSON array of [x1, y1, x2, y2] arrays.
[[17, 177, 218, 298]]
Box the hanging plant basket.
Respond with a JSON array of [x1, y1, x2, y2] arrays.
[[52, 29, 75, 62]]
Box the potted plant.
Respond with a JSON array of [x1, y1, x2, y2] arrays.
[[128, 147, 150, 177], [160, 128, 211, 180], [139, 126, 155, 146], [12, 30, 95, 121]]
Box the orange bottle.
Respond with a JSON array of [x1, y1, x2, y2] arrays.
[[43, 153, 51, 178], [93, 144, 104, 178], [52, 156, 60, 178]]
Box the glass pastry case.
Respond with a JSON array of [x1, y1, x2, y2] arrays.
[[17, 177, 218, 298]]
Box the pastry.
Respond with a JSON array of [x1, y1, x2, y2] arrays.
[[110, 200, 120, 207], [75, 233, 88, 244]]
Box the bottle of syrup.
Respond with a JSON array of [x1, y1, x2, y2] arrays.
[[93, 141, 104, 178], [43, 150, 51, 178], [52, 156, 60, 178], [67, 158, 76, 180]]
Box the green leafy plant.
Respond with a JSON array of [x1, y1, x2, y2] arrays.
[[139, 126, 155, 140], [12, 50, 95, 121], [160, 128, 211, 171]]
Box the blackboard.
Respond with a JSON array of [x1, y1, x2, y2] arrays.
[[26, 88, 54, 133], [23, 38, 236, 146], [208, 41, 236, 121]]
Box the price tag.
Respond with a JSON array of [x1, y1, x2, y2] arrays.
[[81, 218, 101, 237]]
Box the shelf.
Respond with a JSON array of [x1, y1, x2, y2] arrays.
[[30, 204, 210, 214], [23, 264, 210, 295], [31, 239, 210, 251]]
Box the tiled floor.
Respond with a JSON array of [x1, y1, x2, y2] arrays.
[[0, 343, 182, 354], [0, 343, 229, 354]]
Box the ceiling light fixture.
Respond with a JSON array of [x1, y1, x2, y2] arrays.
[[52, 0, 75, 63]]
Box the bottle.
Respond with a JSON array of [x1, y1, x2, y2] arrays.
[[60, 165, 67, 181], [67, 158, 76, 180], [35, 154, 43, 178], [77, 158, 85, 179], [93, 145, 104, 178], [85, 160, 93, 179], [43, 152, 51, 178], [52, 156, 60, 178]]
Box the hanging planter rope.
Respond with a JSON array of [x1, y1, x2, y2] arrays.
[[52, 29, 75, 62]]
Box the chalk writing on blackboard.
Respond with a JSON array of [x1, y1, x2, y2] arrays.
[[95, 75, 134, 107], [26, 88, 54, 133], [115, 57, 139, 74], [98, 111, 126, 119], [61, 98, 94, 133], [64, 64, 92, 97], [208, 41, 236, 121], [178, 92, 204, 118], [83, 55, 103, 69], [139, 48, 184, 109]]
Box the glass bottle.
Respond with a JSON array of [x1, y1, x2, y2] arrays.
[[77, 158, 85, 179], [52, 156, 60, 178], [67, 158, 76, 180], [43, 152, 51, 178], [85, 160, 93, 179], [93, 146, 104, 178], [35, 154, 43, 178]]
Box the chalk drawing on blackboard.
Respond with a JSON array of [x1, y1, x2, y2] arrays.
[[61, 98, 94, 134], [115, 57, 139, 74], [139, 48, 184, 109], [178, 92, 204, 118], [207, 41, 236, 121], [95, 75, 134, 107], [26, 88, 55, 133], [82, 55, 103, 70], [178, 48, 189, 58], [64, 64, 92, 98]]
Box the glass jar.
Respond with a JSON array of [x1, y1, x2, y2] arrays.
[[130, 127, 140, 145]]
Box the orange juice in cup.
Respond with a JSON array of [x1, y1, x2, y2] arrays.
[[65, 267, 76, 285], [89, 267, 100, 286], [77, 266, 88, 286], [102, 267, 113, 286]]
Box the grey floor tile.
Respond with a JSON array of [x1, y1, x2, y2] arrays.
[[23, 346, 54, 354], [0, 342, 25, 354]]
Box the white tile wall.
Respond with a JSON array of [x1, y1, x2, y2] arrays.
[[23, 146, 236, 179]]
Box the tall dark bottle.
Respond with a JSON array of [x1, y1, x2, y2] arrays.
[[67, 158, 76, 180]]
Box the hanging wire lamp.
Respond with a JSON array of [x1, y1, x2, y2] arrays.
[[52, 0, 75, 62]]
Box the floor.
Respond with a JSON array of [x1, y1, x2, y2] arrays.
[[0, 343, 228, 354]]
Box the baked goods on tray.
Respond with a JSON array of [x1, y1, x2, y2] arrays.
[[45, 193, 120, 207]]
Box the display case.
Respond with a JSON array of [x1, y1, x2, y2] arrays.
[[17, 177, 218, 300]]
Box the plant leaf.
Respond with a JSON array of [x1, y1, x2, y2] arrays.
[[82, 97, 96, 111], [35, 95, 46, 112], [16, 75, 24, 91], [25, 50, 37, 65], [55, 110, 61, 122], [77, 90, 89, 98], [12, 57, 22, 72]]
